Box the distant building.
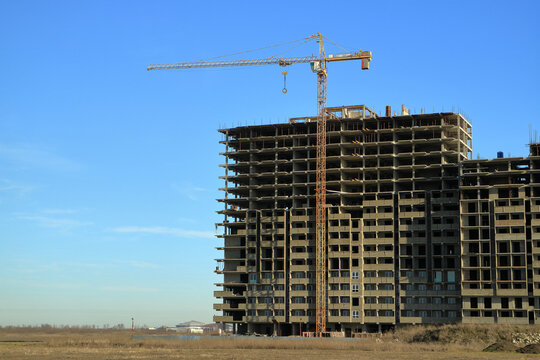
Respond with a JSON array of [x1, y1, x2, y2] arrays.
[[166, 320, 205, 333], [201, 323, 222, 332]]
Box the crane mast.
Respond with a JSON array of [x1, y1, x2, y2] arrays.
[[314, 34, 327, 336], [148, 34, 371, 337]]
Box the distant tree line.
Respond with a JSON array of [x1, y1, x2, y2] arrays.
[[0, 324, 150, 329]]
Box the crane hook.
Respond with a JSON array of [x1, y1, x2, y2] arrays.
[[282, 71, 288, 94]]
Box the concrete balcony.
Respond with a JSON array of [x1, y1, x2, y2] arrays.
[[402, 316, 458, 324], [496, 317, 529, 325], [290, 215, 312, 222], [290, 265, 312, 272], [291, 252, 313, 259], [327, 290, 353, 296], [245, 303, 275, 310], [328, 237, 356, 245], [289, 290, 315, 297], [328, 303, 352, 310], [363, 316, 395, 324], [399, 316, 424, 324], [289, 315, 314, 323], [366, 304, 395, 311], [215, 266, 247, 274], [363, 263, 394, 271], [260, 216, 285, 222], [290, 277, 310, 284], [213, 315, 245, 323], [364, 199, 393, 207], [290, 303, 310, 310], [259, 278, 285, 285], [246, 316, 274, 323], [328, 226, 351, 233], [496, 288, 528, 296], [495, 219, 525, 226], [327, 315, 353, 322], [398, 211, 425, 218], [430, 211, 457, 217], [328, 276, 354, 284], [214, 290, 244, 298], [399, 224, 427, 231], [363, 250, 393, 258], [494, 204, 524, 212], [290, 239, 310, 247], [247, 289, 277, 297], [399, 276, 428, 284], [461, 288, 494, 296], [398, 237, 428, 244], [461, 317, 496, 324], [399, 198, 426, 205], [363, 225, 380, 232], [402, 289, 460, 297], [400, 303, 455, 311], [213, 303, 246, 311], [328, 251, 351, 258], [495, 233, 524, 241], [365, 290, 394, 297]]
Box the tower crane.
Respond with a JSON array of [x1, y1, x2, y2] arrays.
[[148, 33, 371, 336]]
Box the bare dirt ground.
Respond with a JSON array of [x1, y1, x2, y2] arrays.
[[1, 325, 539, 360]]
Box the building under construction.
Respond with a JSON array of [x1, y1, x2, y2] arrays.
[[214, 104, 540, 335]]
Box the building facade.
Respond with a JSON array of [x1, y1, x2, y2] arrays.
[[214, 105, 539, 335], [460, 143, 540, 324]]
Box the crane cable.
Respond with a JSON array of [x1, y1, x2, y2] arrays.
[[267, 37, 316, 60], [322, 35, 353, 54], [192, 36, 315, 63]]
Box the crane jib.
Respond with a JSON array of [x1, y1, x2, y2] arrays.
[[147, 56, 318, 70], [147, 52, 371, 71]]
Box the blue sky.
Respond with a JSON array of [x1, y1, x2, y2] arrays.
[[1, 1, 538, 327]]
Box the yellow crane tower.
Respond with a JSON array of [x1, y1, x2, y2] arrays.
[[148, 33, 372, 336]]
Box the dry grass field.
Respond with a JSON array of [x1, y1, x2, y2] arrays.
[[1, 324, 539, 359]]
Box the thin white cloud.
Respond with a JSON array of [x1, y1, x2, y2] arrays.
[[0, 143, 83, 172], [18, 215, 93, 229], [34, 282, 86, 290], [177, 217, 197, 224], [6, 279, 157, 293], [57, 261, 111, 269], [112, 226, 214, 239], [100, 286, 157, 293], [0, 178, 37, 195], [17, 260, 161, 274], [171, 183, 209, 201], [41, 208, 77, 215], [118, 260, 162, 269], [13, 261, 113, 274]]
